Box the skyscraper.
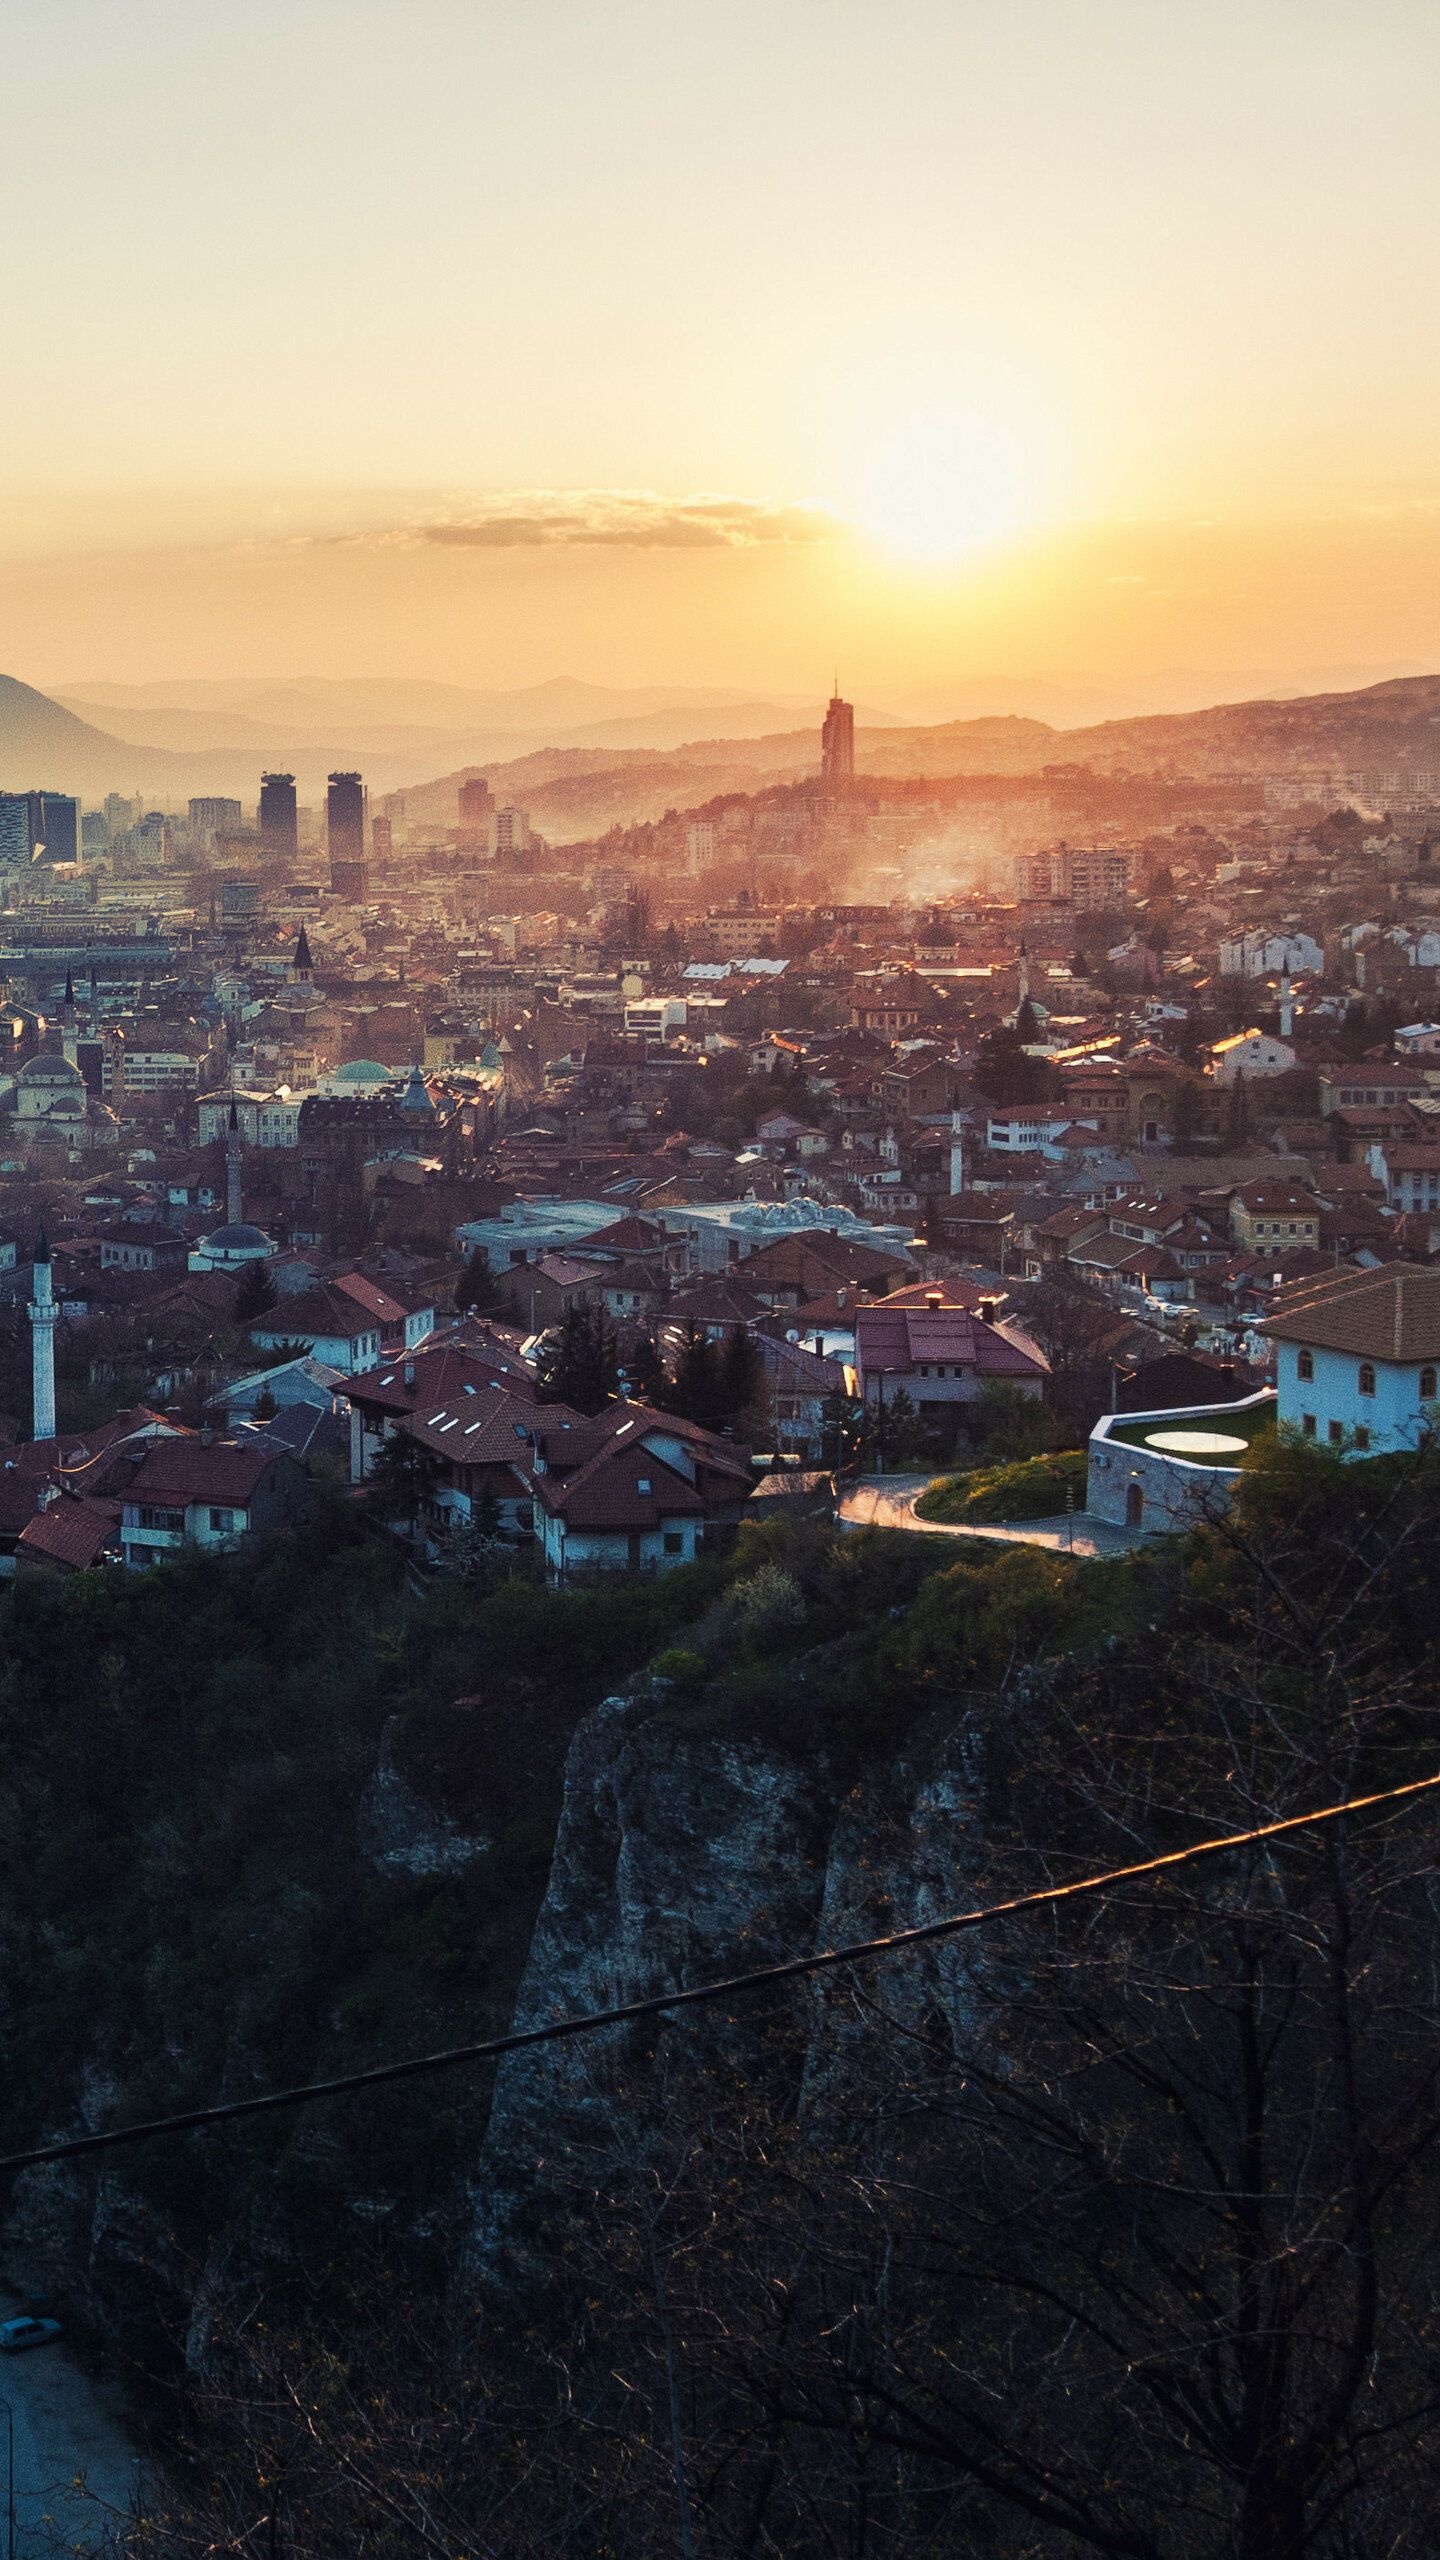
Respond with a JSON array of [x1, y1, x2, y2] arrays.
[[259, 771, 298, 860], [327, 770, 367, 898], [0, 792, 34, 865], [821, 690, 855, 786]]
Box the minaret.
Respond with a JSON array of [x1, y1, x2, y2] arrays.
[[61, 968, 78, 1069], [949, 1107, 965, 1198], [1278, 967, 1294, 1040], [226, 1097, 244, 1226], [1017, 937, 1031, 1010], [29, 1228, 57, 1442]]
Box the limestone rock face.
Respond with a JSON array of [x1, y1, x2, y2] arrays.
[[358, 1728, 493, 1877], [471, 1686, 989, 2266]]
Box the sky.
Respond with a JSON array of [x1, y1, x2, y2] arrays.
[[3, 0, 1438, 707]]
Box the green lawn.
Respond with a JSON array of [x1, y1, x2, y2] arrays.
[[914, 1449, 1090, 1525]]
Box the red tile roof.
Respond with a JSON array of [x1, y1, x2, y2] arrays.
[[16, 1495, 122, 1571], [855, 1302, 1048, 1380]]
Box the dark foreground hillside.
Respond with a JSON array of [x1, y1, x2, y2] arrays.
[[3, 1445, 1440, 2557]]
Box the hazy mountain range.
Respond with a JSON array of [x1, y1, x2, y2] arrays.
[[0, 666, 1436, 832]]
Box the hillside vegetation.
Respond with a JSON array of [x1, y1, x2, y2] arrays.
[[4, 1441, 1440, 2555]]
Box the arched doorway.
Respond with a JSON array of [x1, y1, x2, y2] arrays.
[[1125, 1480, 1145, 1529]]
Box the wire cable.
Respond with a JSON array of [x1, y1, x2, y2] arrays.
[[2, 1766, 1437, 2180]]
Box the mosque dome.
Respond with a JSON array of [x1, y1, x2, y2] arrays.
[[190, 1220, 277, 1271], [17, 1052, 84, 1087], [330, 1058, 391, 1090]]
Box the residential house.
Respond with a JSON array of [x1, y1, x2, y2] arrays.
[[1226, 1182, 1322, 1254], [854, 1290, 1049, 1420], [248, 1283, 386, 1374], [1209, 1030, 1299, 1086], [527, 1403, 753, 1580], [118, 1439, 307, 1568], [1261, 1263, 1440, 1454]]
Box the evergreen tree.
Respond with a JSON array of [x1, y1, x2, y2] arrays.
[[1224, 1070, 1251, 1149], [365, 1427, 440, 1528], [455, 1245, 499, 1315], [717, 1326, 766, 1438], [538, 1303, 621, 1415], [623, 1328, 666, 1401], [1171, 1073, 1202, 1151], [660, 1324, 723, 1428], [232, 1258, 277, 1323]]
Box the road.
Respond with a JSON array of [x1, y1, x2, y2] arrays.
[[0, 2295, 142, 2556], [836, 1474, 1143, 1557]]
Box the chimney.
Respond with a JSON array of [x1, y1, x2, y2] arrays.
[[403, 1358, 415, 1387], [200, 1424, 214, 1448], [978, 1296, 1000, 1325], [925, 1289, 943, 1311]]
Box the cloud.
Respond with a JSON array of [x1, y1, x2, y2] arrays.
[[323, 490, 846, 551]]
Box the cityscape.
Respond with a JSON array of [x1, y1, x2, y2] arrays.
[[0, 3, 1438, 2555]]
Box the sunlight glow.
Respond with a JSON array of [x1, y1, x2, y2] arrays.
[[853, 414, 1035, 564]]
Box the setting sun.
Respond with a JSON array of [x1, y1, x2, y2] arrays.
[[852, 414, 1036, 564]]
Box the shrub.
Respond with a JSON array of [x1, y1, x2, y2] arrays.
[[652, 1647, 707, 1696]]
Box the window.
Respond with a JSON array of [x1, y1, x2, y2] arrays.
[[1354, 1426, 1370, 1452], [1297, 1348, 1314, 1382], [1328, 1421, 1343, 1446], [1421, 1367, 1437, 1402], [1358, 1362, 1376, 1397], [138, 1505, 184, 1532], [636, 1477, 652, 1495], [209, 1508, 236, 1533], [663, 1530, 684, 1555], [1302, 1414, 1317, 1438]]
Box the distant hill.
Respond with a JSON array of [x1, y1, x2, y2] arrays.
[[0, 673, 176, 795], [6, 664, 1440, 815], [397, 672, 1440, 841]]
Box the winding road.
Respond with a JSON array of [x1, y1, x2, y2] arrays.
[[0, 2295, 142, 2556], [836, 1473, 1143, 1556]]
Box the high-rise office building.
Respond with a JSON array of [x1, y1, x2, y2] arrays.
[[35, 793, 79, 864], [458, 776, 493, 826], [327, 770, 367, 899], [259, 772, 299, 860], [821, 691, 855, 786]]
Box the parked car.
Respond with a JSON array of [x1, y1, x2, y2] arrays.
[[0, 2314, 60, 2352]]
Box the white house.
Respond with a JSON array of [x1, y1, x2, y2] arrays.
[[1208, 1029, 1299, 1086], [1260, 1265, 1440, 1456]]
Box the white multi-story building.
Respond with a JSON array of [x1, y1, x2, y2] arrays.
[[1219, 929, 1324, 978], [488, 805, 532, 858], [197, 1087, 303, 1146]]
